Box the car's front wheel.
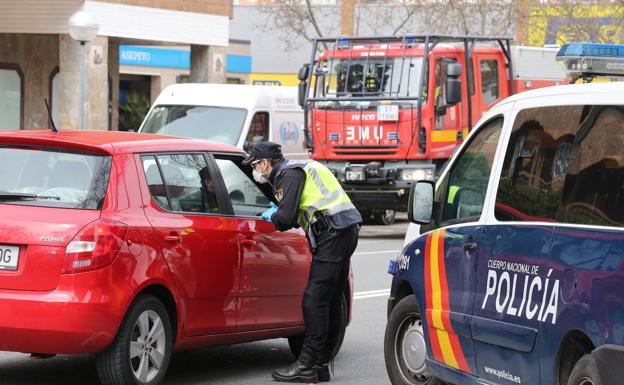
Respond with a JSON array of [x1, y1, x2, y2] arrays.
[[384, 295, 444, 385], [288, 292, 348, 359], [97, 295, 172, 385], [567, 354, 601, 385]]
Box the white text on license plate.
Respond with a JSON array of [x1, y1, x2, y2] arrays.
[[377, 105, 398, 121], [0, 245, 19, 271]]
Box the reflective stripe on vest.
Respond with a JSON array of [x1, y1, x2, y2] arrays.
[[280, 160, 356, 230]]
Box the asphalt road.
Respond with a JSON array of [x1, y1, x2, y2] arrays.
[[0, 217, 409, 385]]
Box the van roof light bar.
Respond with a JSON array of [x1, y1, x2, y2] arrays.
[[556, 43, 624, 83]]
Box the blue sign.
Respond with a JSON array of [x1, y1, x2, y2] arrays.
[[119, 45, 190, 69], [227, 55, 252, 74]]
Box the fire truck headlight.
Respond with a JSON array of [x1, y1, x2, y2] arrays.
[[398, 168, 435, 181]]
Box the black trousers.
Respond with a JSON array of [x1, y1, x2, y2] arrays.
[[302, 224, 359, 354]]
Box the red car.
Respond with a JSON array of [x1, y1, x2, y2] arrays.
[[0, 130, 352, 385]]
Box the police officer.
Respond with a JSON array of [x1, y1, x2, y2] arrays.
[[242, 142, 362, 383]]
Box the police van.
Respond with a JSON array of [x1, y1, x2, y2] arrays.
[[385, 44, 624, 385]]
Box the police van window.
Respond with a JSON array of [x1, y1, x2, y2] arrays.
[[213, 157, 270, 217], [244, 112, 269, 151], [142, 154, 219, 214], [480, 59, 499, 105], [495, 105, 624, 227], [436, 117, 503, 225]]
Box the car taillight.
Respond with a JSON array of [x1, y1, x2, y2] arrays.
[[62, 219, 128, 274]]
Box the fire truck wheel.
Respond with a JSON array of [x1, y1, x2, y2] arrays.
[[567, 354, 601, 385], [385, 295, 444, 385], [374, 209, 396, 226]]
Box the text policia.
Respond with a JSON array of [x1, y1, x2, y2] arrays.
[[481, 259, 559, 325]]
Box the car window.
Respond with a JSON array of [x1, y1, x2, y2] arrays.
[[480, 59, 499, 105], [141, 153, 220, 214], [244, 112, 269, 151], [0, 146, 110, 209], [495, 105, 624, 227], [213, 157, 270, 217], [436, 117, 503, 225]]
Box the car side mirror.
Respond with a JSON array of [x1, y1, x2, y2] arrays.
[[446, 63, 462, 106], [298, 64, 310, 81], [298, 82, 307, 108], [408, 180, 435, 224]]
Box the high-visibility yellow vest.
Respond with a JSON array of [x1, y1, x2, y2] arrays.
[[277, 160, 358, 230]]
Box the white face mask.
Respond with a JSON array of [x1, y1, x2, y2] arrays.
[[253, 169, 268, 184]]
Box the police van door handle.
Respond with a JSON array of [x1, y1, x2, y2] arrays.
[[463, 242, 478, 251]]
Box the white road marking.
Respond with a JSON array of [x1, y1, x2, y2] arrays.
[[354, 288, 391, 300], [354, 250, 400, 256]]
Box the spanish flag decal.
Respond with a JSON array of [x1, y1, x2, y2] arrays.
[[424, 230, 471, 373]]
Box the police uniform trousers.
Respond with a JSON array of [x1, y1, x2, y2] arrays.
[[302, 223, 359, 354]]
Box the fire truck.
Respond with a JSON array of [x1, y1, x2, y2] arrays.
[[297, 35, 566, 225]]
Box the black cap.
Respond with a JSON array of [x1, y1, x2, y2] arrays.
[[242, 141, 283, 165]]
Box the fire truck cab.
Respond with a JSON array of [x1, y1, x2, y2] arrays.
[[298, 35, 565, 224]]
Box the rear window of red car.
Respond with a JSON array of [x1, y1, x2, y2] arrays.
[[0, 146, 111, 210]]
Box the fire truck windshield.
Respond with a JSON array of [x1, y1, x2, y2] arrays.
[[314, 56, 426, 106]]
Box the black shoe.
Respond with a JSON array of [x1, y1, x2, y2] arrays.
[[315, 347, 333, 382], [316, 363, 330, 382], [272, 346, 317, 383]]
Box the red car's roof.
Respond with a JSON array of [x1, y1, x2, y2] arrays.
[[0, 130, 242, 155]]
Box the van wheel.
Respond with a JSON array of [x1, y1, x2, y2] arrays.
[[567, 354, 601, 385], [97, 295, 172, 385], [288, 293, 348, 359], [385, 295, 443, 385], [375, 209, 396, 226]]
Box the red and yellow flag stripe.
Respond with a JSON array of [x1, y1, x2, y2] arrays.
[[424, 230, 471, 374]]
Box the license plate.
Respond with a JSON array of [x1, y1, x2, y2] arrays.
[[346, 170, 364, 181], [377, 105, 398, 121], [0, 245, 19, 271]]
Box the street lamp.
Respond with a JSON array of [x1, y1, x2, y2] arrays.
[[68, 10, 99, 130]]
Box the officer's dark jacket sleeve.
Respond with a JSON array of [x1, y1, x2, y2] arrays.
[[271, 168, 306, 231]]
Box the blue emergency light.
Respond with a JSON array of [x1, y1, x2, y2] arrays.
[[556, 43, 624, 80]]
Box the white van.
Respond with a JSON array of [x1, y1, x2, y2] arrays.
[[139, 83, 307, 159]]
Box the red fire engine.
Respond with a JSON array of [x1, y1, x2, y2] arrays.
[[297, 35, 565, 224]]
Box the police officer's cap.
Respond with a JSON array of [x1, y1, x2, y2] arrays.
[[242, 141, 283, 166]]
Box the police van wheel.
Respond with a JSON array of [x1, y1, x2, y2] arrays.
[[374, 209, 396, 226], [567, 354, 601, 385], [385, 295, 443, 385], [288, 293, 348, 359], [96, 295, 172, 385]]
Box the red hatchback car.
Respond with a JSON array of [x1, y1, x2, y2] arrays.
[[0, 130, 352, 385]]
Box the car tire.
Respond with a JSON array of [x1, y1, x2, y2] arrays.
[[375, 209, 396, 226], [384, 295, 444, 385], [97, 295, 173, 385], [288, 292, 348, 359], [567, 354, 602, 385]]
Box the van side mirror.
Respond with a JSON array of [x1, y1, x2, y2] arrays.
[[298, 64, 310, 81], [446, 63, 462, 106], [298, 82, 307, 108], [408, 181, 435, 224]]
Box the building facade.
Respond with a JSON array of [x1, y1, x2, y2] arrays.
[[0, 0, 233, 131]]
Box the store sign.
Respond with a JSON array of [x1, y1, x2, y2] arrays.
[[119, 45, 190, 69]]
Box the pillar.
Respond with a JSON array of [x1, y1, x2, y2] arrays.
[[190, 44, 226, 84]]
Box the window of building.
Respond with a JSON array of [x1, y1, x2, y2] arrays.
[[0, 64, 23, 130], [480, 59, 499, 106], [495, 105, 624, 227]]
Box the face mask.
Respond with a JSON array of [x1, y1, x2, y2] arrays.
[[253, 169, 268, 184]]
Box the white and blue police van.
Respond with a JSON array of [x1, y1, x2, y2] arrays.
[[385, 43, 624, 385]]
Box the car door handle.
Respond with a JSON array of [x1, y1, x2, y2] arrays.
[[463, 242, 478, 251], [164, 235, 181, 243], [241, 239, 256, 247]]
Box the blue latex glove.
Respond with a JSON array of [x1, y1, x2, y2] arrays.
[[260, 202, 278, 223]]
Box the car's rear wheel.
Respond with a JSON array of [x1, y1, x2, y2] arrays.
[[288, 292, 348, 359], [385, 295, 444, 385], [97, 295, 172, 385], [567, 354, 601, 385]]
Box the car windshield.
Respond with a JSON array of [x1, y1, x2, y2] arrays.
[[314, 56, 426, 108], [141, 105, 248, 145], [0, 147, 111, 209]]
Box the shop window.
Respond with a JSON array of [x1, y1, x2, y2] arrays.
[[0, 64, 24, 130]]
